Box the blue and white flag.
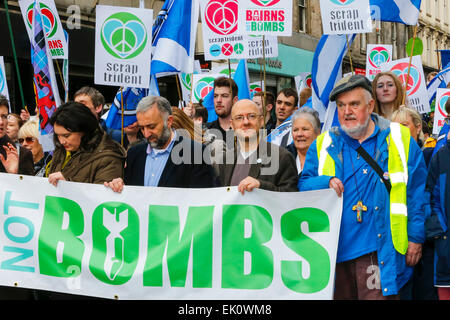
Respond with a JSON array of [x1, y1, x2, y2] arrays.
[[266, 116, 293, 147], [427, 63, 450, 105], [105, 87, 149, 130], [151, 0, 199, 75], [311, 34, 356, 132], [370, 0, 422, 25], [440, 50, 450, 69]]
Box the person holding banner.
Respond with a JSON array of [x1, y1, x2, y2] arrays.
[[217, 99, 298, 194], [105, 96, 216, 192], [299, 75, 427, 300], [372, 71, 405, 120], [46, 102, 126, 186], [0, 95, 34, 176]]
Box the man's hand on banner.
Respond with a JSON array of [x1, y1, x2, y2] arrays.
[[0, 143, 19, 174], [104, 177, 125, 193], [329, 177, 344, 197], [237, 176, 261, 195]]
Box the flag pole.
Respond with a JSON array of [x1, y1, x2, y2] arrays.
[[262, 35, 267, 130], [120, 87, 124, 146], [175, 74, 182, 107], [403, 24, 418, 105], [346, 34, 354, 75], [4, 0, 26, 110], [55, 60, 67, 100]]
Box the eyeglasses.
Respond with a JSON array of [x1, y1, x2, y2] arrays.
[[232, 113, 262, 122], [19, 137, 35, 144]]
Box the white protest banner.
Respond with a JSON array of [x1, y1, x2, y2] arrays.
[[319, 0, 372, 35], [381, 55, 430, 114], [295, 72, 311, 92], [366, 44, 392, 81], [0, 57, 10, 106], [94, 5, 153, 89], [211, 63, 239, 77], [238, 0, 292, 36], [432, 89, 450, 135], [0, 173, 342, 300], [199, 0, 278, 60], [178, 73, 193, 103], [19, 0, 68, 59], [191, 73, 223, 103]]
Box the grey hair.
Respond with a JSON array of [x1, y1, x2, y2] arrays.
[[137, 95, 172, 120], [291, 107, 321, 134]]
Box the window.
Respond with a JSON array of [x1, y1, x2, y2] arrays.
[[298, 0, 307, 32]]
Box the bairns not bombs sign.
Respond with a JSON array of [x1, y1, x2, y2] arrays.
[[19, 0, 68, 59], [319, 0, 372, 35], [200, 0, 279, 60], [238, 0, 292, 36], [0, 173, 342, 300], [95, 5, 152, 89]]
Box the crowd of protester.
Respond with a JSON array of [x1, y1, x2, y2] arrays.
[[0, 71, 449, 301]]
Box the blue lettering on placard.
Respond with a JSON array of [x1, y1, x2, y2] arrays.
[[1, 246, 34, 272]]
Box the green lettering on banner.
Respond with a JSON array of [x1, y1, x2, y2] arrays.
[[144, 205, 214, 288], [280, 208, 330, 293], [89, 202, 140, 285], [38, 196, 85, 277], [221, 205, 273, 289]]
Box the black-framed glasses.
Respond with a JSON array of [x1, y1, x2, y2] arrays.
[[19, 137, 35, 144]]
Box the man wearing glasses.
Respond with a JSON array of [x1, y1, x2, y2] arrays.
[[0, 95, 34, 175], [216, 99, 298, 194]]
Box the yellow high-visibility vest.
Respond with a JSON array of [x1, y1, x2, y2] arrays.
[[316, 122, 410, 254]]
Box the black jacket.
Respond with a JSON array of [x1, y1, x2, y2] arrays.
[[124, 134, 216, 188]]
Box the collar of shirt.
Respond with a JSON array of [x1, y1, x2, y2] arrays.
[[146, 130, 177, 157]]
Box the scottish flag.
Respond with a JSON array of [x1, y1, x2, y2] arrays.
[[151, 0, 199, 74], [427, 63, 450, 106], [105, 87, 148, 130], [370, 0, 422, 25], [440, 50, 450, 69], [311, 34, 356, 132]]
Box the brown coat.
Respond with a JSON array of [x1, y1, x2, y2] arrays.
[[47, 131, 126, 184], [218, 140, 298, 192]]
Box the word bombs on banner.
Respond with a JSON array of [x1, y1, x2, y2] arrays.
[[0, 174, 342, 300]]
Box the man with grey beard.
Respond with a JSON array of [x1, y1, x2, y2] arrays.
[[105, 95, 215, 191], [298, 75, 427, 300]]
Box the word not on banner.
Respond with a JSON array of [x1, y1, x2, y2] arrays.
[[0, 174, 342, 300]]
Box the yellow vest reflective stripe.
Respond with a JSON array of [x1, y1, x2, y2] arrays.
[[316, 132, 335, 176], [316, 124, 410, 255], [387, 122, 410, 255]]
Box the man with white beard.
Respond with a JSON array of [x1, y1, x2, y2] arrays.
[[298, 75, 427, 300]]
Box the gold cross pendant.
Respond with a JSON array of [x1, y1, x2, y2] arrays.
[[352, 200, 367, 223]]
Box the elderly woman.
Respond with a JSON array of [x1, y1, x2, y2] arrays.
[[287, 107, 321, 175], [18, 118, 52, 176], [391, 106, 424, 146], [46, 101, 126, 186], [372, 71, 405, 120]]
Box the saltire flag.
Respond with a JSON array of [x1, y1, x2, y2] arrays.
[[311, 34, 356, 132], [151, 0, 199, 75], [439, 50, 450, 71], [31, 0, 60, 152], [203, 60, 251, 123], [369, 0, 422, 25], [427, 62, 450, 106], [105, 87, 148, 130]]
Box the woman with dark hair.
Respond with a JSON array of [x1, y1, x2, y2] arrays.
[[46, 101, 126, 186]]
